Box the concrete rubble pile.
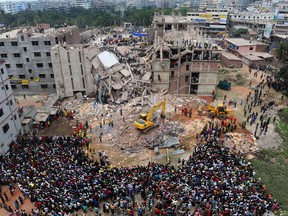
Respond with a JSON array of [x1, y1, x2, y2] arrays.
[[224, 132, 258, 154], [89, 39, 156, 104]]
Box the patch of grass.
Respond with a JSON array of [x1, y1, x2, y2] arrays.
[[252, 108, 288, 211]]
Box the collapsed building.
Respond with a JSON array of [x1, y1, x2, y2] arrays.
[[52, 43, 153, 102], [151, 34, 221, 95], [51, 28, 221, 101]]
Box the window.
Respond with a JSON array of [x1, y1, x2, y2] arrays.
[[11, 85, 16, 89], [5, 84, 8, 90], [5, 64, 10, 68], [9, 100, 13, 105], [8, 75, 13, 79], [1, 68, 3, 74], [158, 75, 161, 82], [48, 63, 53, 68], [28, 69, 32, 73], [22, 85, 29, 89], [67, 52, 70, 63], [186, 65, 189, 71], [2, 123, 9, 133], [171, 71, 174, 78], [44, 41, 51, 45], [69, 65, 72, 75], [23, 47, 27, 52], [1, 53, 7, 58], [50, 74, 54, 78], [82, 78, 85, 88], [53, 84, 56, 88], [185, 75, 189, 82], [0, 108, 3, 117], [250, 47, 253, 50], [71, 78, 74, 89], [11, 42, 18, 46], [46, 52, 51, 57], [0, 42, 4, 46], [26, 58, 29, 62], [41, 84, 48, 89], [14, 114, 17, 120], [30, 77, 33, 80], [34, 52, 41, 57], [21, 35, 24, 41], [19, 75, 26, 79], [13, 53, 21, 57], [16, 64, 23, 68], [36, 63, 43, 68], [79, 52, 82, 62], [32, 41, 39, 46], [39, 74, 46, 78], [80, 65, 84, 75]]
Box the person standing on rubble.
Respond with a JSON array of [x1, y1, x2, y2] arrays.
[[189, 109, 192, 118]]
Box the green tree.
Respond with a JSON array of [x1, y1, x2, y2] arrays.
[[276, 42, 288, 84], [276, 42, 288, 65]]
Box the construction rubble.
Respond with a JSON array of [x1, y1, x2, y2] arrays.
[[60, 93, 209, 154]]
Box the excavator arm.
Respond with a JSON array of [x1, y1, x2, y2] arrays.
[[146, 98, 166, 122]]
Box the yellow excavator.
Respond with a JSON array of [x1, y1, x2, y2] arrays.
[[216, 31, 229, 38], [134, 98, 166, 133], [206, 102, 231, 120]]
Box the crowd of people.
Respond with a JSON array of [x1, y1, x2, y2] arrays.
[[0, 131, 280, 216]]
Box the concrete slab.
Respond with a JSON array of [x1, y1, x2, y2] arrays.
[[159, 137, 180, 149]]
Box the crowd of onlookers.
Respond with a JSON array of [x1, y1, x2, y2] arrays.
[[0, 132, 280, 216]]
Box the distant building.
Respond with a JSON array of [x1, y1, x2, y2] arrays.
[[29, 1, 47, 11], [0, 26, 80, 96], [73, 0, 92, 9], [0, 1, 28, 14], [229, 12, 275, 31], [153, 8, 228, 35], [0, 59, 22, 155], [51, 45, 96, 98], [274, 6, 288, 35]]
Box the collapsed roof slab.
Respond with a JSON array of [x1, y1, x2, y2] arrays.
[[98, 51, 119, 68]]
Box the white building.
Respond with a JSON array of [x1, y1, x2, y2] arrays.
[[0, 59, 22, 155], [0, 1, 28, 14]]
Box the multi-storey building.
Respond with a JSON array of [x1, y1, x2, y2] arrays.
[[229, 12, 275, 30], [152, 39, 221, 95], [153, 8, 228, 35], [0, 26, 80, 96], [0, 1, 28, 14], [0, 59, 22, 155], [51, 45, 96, 98], [274, 7, 288, 34]]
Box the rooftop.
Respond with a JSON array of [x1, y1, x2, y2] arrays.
[[222, 52, 242, 61], [240, 51, 273, 60], [225, 38, 266, 46], [0, 25, 78, 39]]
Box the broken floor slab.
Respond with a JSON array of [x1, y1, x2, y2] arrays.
[[159, 137, 180, 149], [171, 149, 185, 155]]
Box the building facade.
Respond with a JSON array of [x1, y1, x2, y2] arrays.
[[152, 42, 221, 95], [51, 45, 96, 98], [0, 1, 28, 14], [0, 26, 80, 96], [0, 59, 22, 155], [153, 9, 228, 35]]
